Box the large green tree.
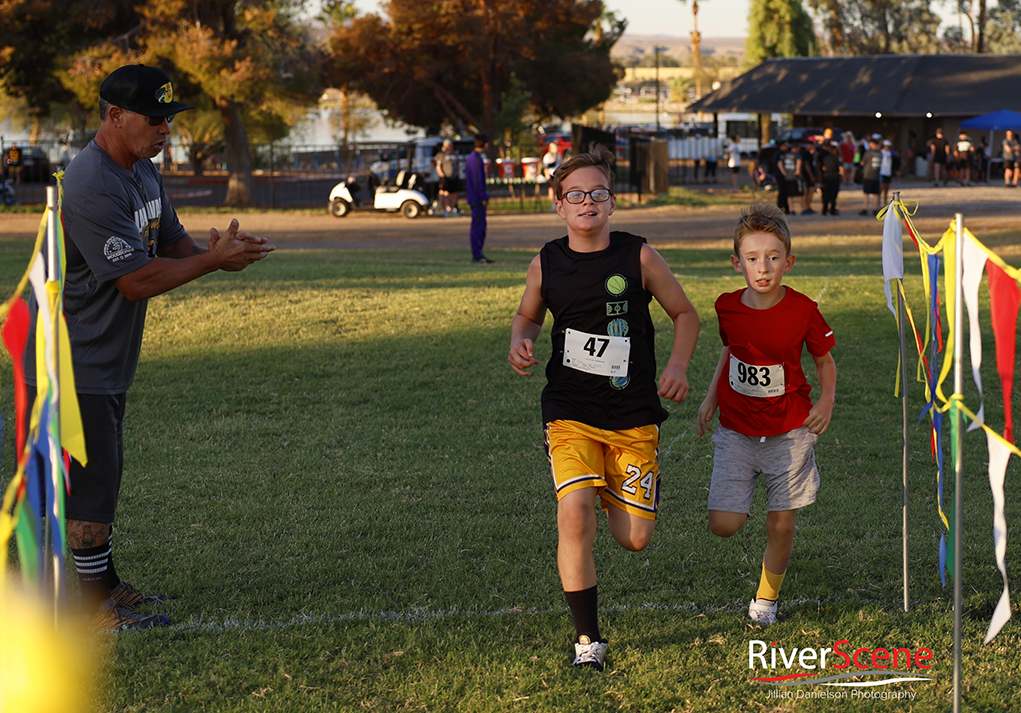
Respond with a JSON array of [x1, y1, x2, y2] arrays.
[[8, 0, 323, 206], [0, 0, 137, 141], [326, 0, 625, 145], [745, 0, 817, 65], [807, 0, 941, 55], [136, 1, 325, 205]]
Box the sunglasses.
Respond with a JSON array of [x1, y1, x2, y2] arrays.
[[122, 109, 174, 127], [143, 113, 175, 127]]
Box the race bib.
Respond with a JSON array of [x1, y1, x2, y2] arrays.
[[728, 355, 784, 398], [563, 328, 630, 377]]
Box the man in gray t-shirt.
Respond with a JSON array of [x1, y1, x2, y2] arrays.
[[435, 139, 461, 215], [26, 64, 275, 632]]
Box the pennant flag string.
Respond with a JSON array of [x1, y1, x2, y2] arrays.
[[0, 175, 86, 601], [882, 197, 1020, 644]]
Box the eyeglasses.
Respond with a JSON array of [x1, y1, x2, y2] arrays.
[[561, 189, 612, 204]]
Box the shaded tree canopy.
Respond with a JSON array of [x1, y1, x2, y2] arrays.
[[0, 0, 138, 140], [326, 0, 625, 141], [63, 0, 324, 206], [2, 0, 324, 206], [985, 0, 1021, 53], [745, 0, 818, 65], [807, 0, 942, 55]]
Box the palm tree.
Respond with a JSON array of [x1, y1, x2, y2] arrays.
[[678, 0, 705, 100]]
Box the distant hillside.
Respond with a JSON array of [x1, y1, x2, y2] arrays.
[[612, 36, 745, 64]]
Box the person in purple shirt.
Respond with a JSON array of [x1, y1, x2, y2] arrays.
[[465, 133, 493, 264]]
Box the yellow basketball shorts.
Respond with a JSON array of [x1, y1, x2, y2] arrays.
[[543, 419, 661, 520]]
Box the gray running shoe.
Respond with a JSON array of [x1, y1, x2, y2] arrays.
[[572, 635, 608, 671]]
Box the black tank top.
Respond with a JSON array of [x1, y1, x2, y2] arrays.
[[539, 231, 668, 429]]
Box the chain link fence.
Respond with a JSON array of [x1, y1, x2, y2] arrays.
[[2, 132, 732, 211]]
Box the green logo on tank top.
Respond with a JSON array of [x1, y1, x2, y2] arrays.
[[604, 274, 627, 295]]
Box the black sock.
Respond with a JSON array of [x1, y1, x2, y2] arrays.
[[106, 531, 121, 588], [72, 538, 118, 610], [564, 585, 601, 642]]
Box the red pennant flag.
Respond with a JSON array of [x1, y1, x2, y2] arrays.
[[986, 262, 1020, 444], [2, 296, 31, 454]]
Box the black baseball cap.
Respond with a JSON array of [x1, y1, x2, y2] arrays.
[[100, 64, 194, 118]]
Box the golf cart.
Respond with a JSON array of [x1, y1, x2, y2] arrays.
[[329, 170, 430, 219]]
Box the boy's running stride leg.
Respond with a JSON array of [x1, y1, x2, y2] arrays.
[[750, 509, 796, 624], [557, 486, 657, 670]]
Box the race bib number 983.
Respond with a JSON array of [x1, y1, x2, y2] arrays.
[[728, 354, 784, 398], [563, 328, 630, 377]]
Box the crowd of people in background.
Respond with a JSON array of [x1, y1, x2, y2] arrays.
[[420, 123, 1019, 236], [757, 123, 1021, 219], [767, 128, 856, 217], [924, 127, 1006, 187]]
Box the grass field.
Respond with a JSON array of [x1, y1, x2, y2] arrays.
[[1, 224, 1020, 712]]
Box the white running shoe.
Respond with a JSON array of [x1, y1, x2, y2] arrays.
[[572, 635, 608, 671], [748, 598, 778, 625]]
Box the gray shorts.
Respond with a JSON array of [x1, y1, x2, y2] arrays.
[[708, 425, 820, 514]]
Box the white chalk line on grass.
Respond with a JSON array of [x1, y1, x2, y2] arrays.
[[170, 595, 901, 635], [813, 278, 830, 304]]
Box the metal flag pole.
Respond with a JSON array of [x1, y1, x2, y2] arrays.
[[45, 185, 64, 614], [951, 213, 965, 713], [39, 186, 60, 610], [893, 190, 910, 614]]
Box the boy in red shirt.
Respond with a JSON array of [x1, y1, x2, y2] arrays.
[[696, 203, 836, 625]]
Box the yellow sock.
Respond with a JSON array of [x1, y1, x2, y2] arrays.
[[755, 562, 786, 601]]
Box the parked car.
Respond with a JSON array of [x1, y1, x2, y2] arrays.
[[20, 146, 53, 183], [776, 127, 828, 145], [537, 131, 572, 154]]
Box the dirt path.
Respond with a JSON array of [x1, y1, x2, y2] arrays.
[[2, 181, 1018, 253]]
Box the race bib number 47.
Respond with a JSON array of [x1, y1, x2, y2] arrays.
[[563, 328, 630, 377], [728, 355, 784, 398]]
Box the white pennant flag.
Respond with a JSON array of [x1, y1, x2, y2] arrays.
[[881, 202, 904, 317], [984, 430, 1013, 643], [962, 235, 988, 431]]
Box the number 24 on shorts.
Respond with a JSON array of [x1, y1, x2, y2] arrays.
[[622, 464, 655, 500]]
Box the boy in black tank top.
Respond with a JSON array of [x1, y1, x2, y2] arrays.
[[509, 146, 700, 670]]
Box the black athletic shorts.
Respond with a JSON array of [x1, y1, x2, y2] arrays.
[[27, 387, 127, 523], [439, 176, 461, 193], [862, 178, 881, 195]]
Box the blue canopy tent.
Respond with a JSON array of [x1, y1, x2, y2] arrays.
[[960, 108, 1021, 130], [960, 109, 1021, 181]]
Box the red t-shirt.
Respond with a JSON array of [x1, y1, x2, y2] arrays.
[[715, 287, 835, 437], [840, 140, 856, 163]]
